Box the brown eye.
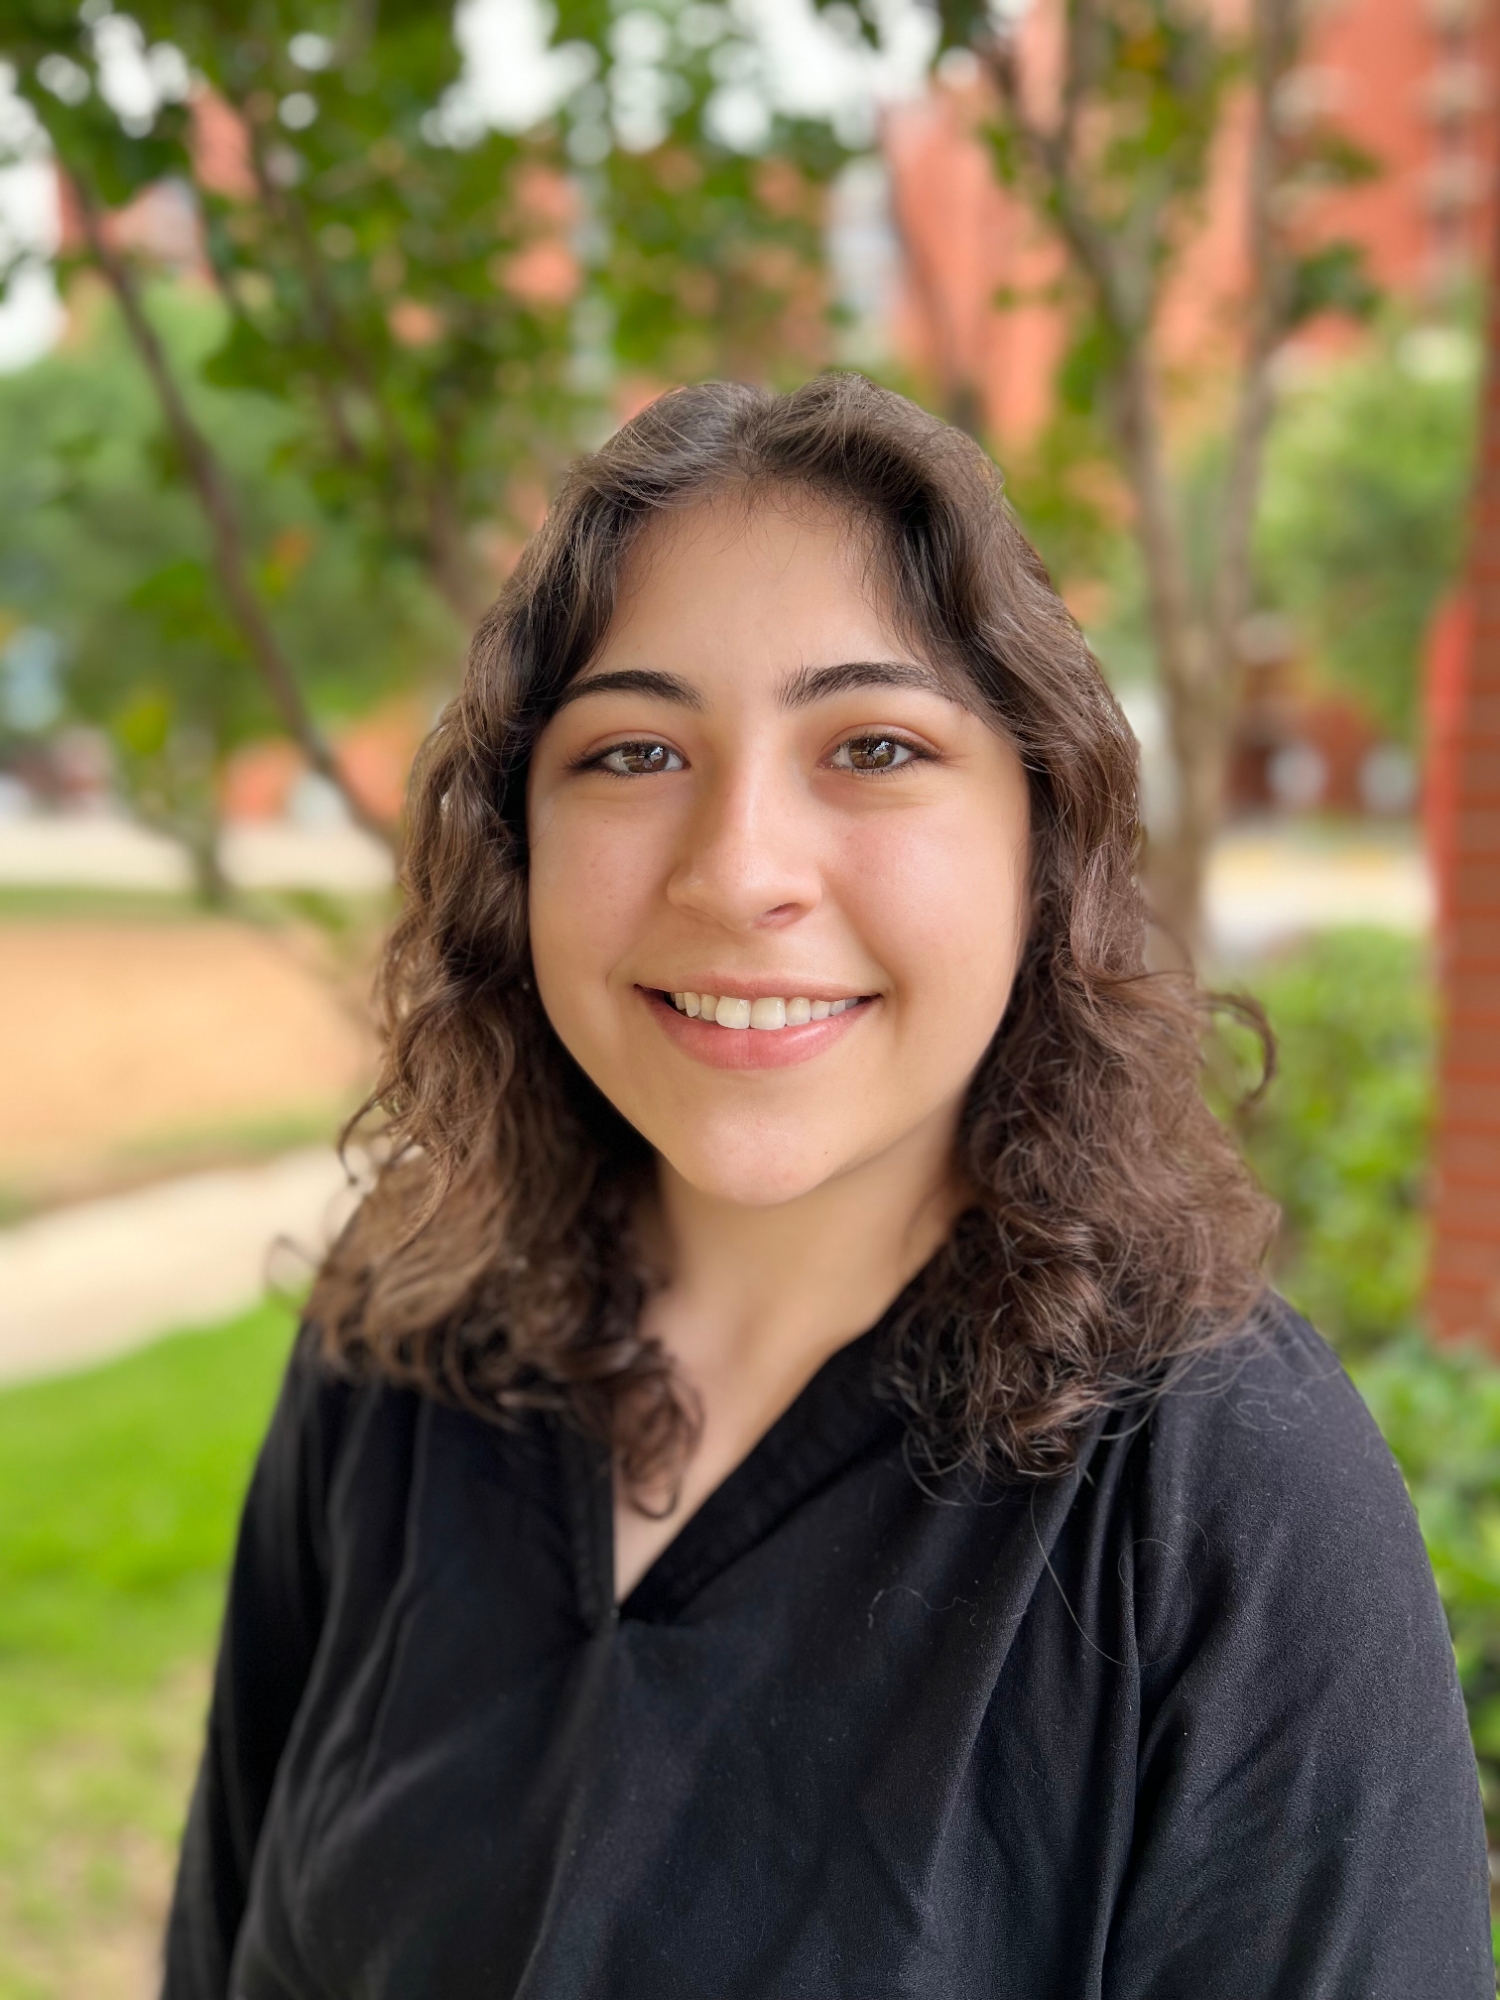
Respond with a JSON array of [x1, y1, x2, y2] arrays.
[[831, 736, 917, 773], [596, 741, 683, 776]]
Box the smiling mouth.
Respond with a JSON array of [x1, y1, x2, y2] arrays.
[[655, 989, 874, 1032]]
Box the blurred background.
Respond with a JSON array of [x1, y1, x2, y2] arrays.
[[0, 0, 1497, 1987]]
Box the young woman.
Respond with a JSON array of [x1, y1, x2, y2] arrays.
[[165, 376, 1489, 1998]]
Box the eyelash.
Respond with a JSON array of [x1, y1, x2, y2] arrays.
[[574, 733, 934, 779], [575, 741, 684, 778]]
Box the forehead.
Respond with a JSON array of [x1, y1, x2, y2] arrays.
[[553, 488, 987, 724], [598, 491, 898, 657]]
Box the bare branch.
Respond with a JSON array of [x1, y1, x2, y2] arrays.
[[69, 175, 399, 853], [979, 18, 1166, 343]]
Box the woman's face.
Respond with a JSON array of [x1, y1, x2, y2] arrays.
[[526, 495, 1031, 1209]]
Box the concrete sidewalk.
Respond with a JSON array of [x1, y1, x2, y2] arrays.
[[0, 814, 394, 894], [1206, 833, 1430, 954], [0, 1148, 358, 1384], [0, 814, 1431, 944], [0, 823, 1432, 1387]]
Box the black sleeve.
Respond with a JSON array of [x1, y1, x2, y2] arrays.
[[1106, 1304, 1493, 2000], [162, 1331, 348, 1999]]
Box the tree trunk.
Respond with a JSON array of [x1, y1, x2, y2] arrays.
[[1110, 346, 1224, 960], [183, 810, 234, 909], [975, 0, 1299, 968], [1124, 0, 1294, 963]]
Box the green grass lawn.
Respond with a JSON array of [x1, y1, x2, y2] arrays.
[[0, 1300, 297, 2000], [0, 1297, 1496, 1994]]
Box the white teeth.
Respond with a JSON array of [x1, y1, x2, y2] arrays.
[[667, 990, 864, 1031]]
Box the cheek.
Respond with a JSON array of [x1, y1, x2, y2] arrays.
[[839, 800, 1029, 1009], [527, 804, 661, 987]]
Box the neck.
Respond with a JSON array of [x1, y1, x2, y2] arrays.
[[648, 1110, 966, 1388]]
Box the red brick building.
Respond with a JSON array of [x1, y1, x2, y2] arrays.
[[1432, 195, 1500, 1347], [882, 0, 1500, 450]]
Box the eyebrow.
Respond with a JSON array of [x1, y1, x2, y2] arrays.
[[555, 668, 706, 711], [557, 659, 956, 713], [777, 660, 957, 708]]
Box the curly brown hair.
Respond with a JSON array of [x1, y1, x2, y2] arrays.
[[310, 373, 1275, 1498]]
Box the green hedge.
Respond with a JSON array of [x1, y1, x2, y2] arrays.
[[1219, 926, 1434, 1353], [1224, 927, 1500, 1843], [1351, 1341, 1500, 1835]]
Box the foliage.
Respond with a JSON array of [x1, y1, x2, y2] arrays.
[[1351, 1338, 1500, 1842], [3, 0, 583, 622], [861, 0, 1381, 950], [597, 142, 836, 390], [937, 0, 1377, 432], [1255, 320, 1479, 741], [1019, 310, 1481, 743], [553, 0, 848, 393], [0, 0, 855, 877], [1212, 927, 1434, 1354], [0, 282, 449, 886], [999, 404, 1122, 600], [3, 1, 850, 605]]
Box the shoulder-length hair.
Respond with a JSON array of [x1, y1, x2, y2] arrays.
[[310, 373, 1274, 1498]]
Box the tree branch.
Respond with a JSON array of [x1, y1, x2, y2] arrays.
[[980, 5, 1219, 952], [1205, 0, 1299, 683], [238, 112, 398, 472], [233, 106, 482, 626], [69, 175, 398, 853], [982, 25, 1153, 344]]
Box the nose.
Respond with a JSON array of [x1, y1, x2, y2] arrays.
[[665, 754, 822, 933]]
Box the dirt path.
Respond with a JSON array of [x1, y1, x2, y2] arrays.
[[0, 838, 1427, 1205], [0, 918, 372, 1201]]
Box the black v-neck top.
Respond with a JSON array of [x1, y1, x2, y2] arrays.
[[163, 1299, 1491, 1999]]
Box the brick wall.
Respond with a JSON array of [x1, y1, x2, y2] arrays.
[[1431, 198, 1500, 1345], [886, 0, 1500, 454]]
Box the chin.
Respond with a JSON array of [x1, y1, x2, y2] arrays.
[[658, 1137, 844, 1210]]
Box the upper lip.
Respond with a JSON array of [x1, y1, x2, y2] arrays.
[[641, 978, 875, 1002]]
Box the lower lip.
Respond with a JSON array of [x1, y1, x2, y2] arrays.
[[640, 989, 876, 1071]]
